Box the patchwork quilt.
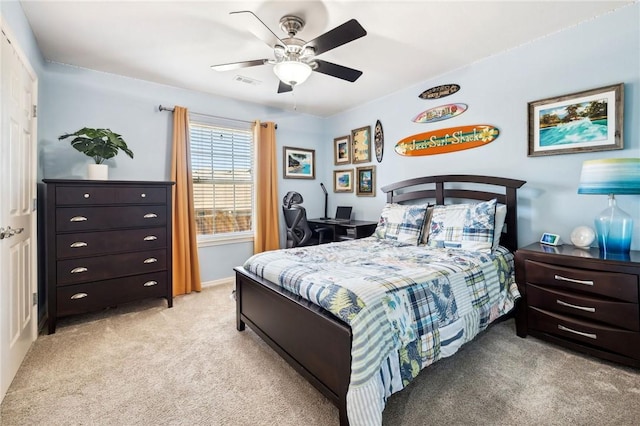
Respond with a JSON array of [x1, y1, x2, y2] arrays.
[[242, 237, 520, 426]]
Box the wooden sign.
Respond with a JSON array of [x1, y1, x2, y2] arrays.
[[395, 125, 499, 156], [418, 84, 460, 100], [374, 120, 384, 163], [412, 103, 467, 124]]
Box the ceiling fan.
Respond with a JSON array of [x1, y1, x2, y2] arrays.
[[211, 11, 367, 93]]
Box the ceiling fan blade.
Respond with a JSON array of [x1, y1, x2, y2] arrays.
[[277, 81, 293, 93], [211, 59, 269, 72], [313, 59, 363, 82], [230, 10, 286, 48], [304, 19, 367, 56]]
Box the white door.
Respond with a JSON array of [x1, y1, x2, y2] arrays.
[[0, 26, 38, 402]]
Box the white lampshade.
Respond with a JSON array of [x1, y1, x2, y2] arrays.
[[273, 61, 312, 87]]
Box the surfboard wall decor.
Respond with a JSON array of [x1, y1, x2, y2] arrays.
[[412, 103, 467, 124], [418, 84, 460, 100], [374, 120, 384, 163], [395, 125, 499, 156]]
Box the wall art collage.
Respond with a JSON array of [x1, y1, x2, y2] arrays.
[[331, 120, 382, 196]]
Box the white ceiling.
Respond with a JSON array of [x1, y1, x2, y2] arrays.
[[19, 0, 633, 117]]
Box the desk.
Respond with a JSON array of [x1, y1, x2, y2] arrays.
[[308, 219, 378, 242]]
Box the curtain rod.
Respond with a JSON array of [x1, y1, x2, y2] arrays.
[[158, 105, 276, 129]]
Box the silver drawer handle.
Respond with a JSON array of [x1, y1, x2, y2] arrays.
[[143, 280, 158, 287], [70, 293, 88, 300], [558, 324, 597, 340], [70, 267, 88, 274], [70, 242, 88, 248], [143, 236, 157, 241], [143, 213, 157, 219], [70, 216, 88, 222], [557, 299, 596, 313], [554, 274, 594, 286], [143, 257, 158, 264], [141, 193, 146, 198]]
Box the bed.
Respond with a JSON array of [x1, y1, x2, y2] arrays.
[[234, 174, 526, 425]]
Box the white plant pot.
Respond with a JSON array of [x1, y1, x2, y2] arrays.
[[88, 163, 108, 180]]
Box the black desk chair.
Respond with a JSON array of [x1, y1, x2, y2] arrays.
[[282, 192, 330, 248]]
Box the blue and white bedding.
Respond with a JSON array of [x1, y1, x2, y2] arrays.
[[242, 237, 520, 426]]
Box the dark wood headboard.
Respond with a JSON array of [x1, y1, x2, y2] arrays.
[[380, 175, 526, 252]]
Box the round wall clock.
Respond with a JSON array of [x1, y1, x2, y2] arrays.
[[374, 120, 384, 163]]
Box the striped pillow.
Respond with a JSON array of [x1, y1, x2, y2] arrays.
[[427, 199, 497, 252], [374, 203, 429, 245]]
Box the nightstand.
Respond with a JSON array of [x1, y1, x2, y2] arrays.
[[515, 243, 640, 368]]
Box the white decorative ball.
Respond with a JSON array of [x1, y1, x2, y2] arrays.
[[570, 226, 595, 248]]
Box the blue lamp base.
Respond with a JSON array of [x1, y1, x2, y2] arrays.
[[594, 194, 633, 254]]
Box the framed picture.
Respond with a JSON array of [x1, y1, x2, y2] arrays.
[[334, 135, 351, 165], [356, 165, 376, 197], [283, 146, 315, 179], [333, 169, 354, 193], [351, 125, 371, 164], [528, 83, 624, 157]]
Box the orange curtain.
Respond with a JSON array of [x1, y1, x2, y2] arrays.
[[253, 121, 280, 253], [170, 106, 202, 295]]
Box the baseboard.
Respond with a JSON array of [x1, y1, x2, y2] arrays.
[[202, 276, 234, 288]]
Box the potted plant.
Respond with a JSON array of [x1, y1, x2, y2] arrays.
[[59, 127, 134, 180]]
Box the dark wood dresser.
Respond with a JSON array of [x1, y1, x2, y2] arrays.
[[515, 243, 640, 368], [41, 179, 174, 334]]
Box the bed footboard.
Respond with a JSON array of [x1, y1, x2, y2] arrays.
[[235, 267, 352, 425]]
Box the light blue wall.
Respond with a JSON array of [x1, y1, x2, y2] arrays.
[[4, 2, 639, 286], [323, 4, 640, 251], [38, 65, 329, 282]]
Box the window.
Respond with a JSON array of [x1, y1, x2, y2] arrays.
[[189, 118, 254, 243]]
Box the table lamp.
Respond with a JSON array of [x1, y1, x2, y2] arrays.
[[577, 158, 640, 254]]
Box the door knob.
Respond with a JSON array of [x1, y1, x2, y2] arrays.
[[0, 226, 24, 240]]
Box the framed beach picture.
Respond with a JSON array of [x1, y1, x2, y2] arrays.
[[356, 165, 376, 197], [351, 125, 371, 164], [528, 83, 624, 157], [334, 135, 351, 165], [283, 146, 315, 179], [333, 169, 354, 193]]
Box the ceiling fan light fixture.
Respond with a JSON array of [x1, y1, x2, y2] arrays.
[[273, 60, 312, 87]]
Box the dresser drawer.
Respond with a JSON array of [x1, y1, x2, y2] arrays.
[[56, 227, 167, 258], [56, 186, 115, 205], [56, 185, 167, 206], [56, 205, 167, 232], [57, 249, 167, 285], [57, 271, 168, 317], [528, 284, 639, 331], [524, 260, 638, 302], [528, 306, 640, 359]]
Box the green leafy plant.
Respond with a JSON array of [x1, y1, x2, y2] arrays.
[[59, 127, 134, 164]]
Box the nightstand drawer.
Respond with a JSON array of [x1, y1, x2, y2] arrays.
[[56, 205, 167, 232], [57, 249, 167, 285], [528, 307, 640, 359], [57, 271, 168, 317], [528, 284, 639, 331], [524, 259, 638, 302], [56, 227, 167, 258]]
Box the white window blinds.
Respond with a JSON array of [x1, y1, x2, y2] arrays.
[[189, 119, 254, 237]]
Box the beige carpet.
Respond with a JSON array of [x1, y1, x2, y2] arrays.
[[1, 283, 639, 425]]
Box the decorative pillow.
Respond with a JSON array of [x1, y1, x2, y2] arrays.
[[492, 204, 507, 250], [419, 205, 435, 245], [374, 203, 429, 245], [427, 199, 497, 252]]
